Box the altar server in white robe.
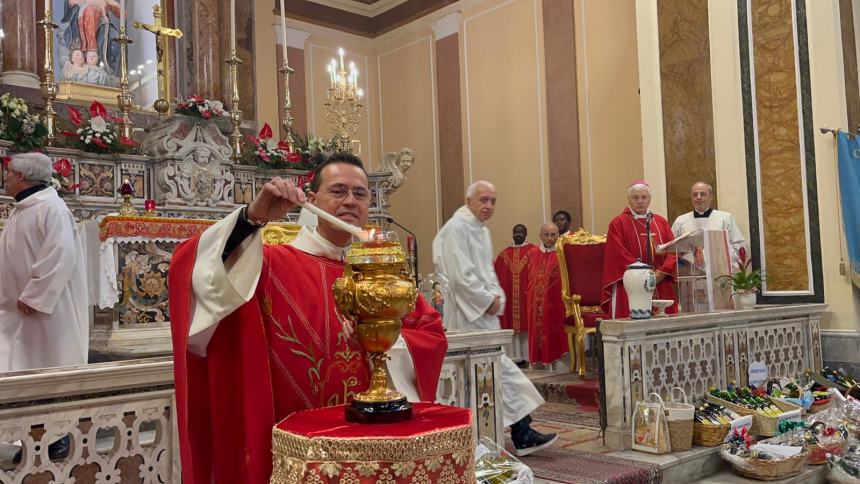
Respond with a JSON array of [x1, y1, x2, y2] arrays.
[[671, 181, 746, 266], [0, 153, 88, 372], [432, 180, 557, 456]]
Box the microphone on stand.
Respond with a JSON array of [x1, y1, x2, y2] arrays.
[[645, 212, 653, 266], [386, 217, 419, 283]]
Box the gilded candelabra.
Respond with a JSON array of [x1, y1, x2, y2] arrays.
[[114, 26, 134, 139], [226, 51, 243, 161], [332, 231, 417, 423], [37, 7, 58, 145], [325, 48, 363, 152]]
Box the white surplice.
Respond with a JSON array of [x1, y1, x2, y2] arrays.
[[432, 205, 544, 426], [671, 209, 746, 265], [0, 188, 88, 371], [184, 208, 421, 401]]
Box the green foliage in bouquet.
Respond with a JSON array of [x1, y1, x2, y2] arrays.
[[289, 132, 339, 171], [717, 247, 764, 293], [0, 93, 48, 151]]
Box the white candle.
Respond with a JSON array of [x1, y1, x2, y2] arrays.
[[300, 202, 367, 240], [230, 0, 237, 51], [120, 0, 125, 27], [45, 0, 51, 18], [279, 0, 288, 62], [338, 48, 345, 72]]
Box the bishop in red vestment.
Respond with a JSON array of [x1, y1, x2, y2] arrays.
[[169, 155, 447, 484], [526, 223, 568, 365], [601, 182, 678, 319]]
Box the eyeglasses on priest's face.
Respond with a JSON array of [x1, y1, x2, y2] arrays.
[[324, 184, 371, 202]]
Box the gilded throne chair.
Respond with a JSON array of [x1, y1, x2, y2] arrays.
[[557, 228, 607, 376]]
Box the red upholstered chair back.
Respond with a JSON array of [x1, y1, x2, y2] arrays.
[[563, 243, 606, 307], [557, 229, 608, 316]]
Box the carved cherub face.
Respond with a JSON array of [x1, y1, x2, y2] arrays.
[[398, 150, 414, 170]]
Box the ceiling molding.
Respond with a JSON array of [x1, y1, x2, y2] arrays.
[[278, 0, 456, 38], [305, 0, 409, 17]]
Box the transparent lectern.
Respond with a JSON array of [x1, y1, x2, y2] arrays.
[[658, 229, 733, 313]]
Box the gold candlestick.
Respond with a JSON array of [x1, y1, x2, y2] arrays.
[[279, 60, 294, 138], [226, 51, 243, 161], [114, 27, 134, 139], [37, 8, 58, 146]]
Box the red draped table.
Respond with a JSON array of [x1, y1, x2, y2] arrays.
[[270, 402, 475, 483]]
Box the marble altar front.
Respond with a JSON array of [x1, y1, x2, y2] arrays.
[[599, 304, 826, 450]]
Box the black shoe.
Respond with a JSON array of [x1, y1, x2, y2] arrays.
[[513, 429, 558, 457], [12, 435, 70, 464], [516, 360, 530, 369], [48, 435, 70, 461]]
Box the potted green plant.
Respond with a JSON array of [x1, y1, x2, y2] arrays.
[[717, 247, 763, 310]]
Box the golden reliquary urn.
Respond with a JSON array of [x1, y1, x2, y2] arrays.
[[332, 229, 417, 423]]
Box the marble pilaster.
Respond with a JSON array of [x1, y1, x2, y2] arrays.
[[0, 0, 40, 88], [190, 0, 222, 100], [432, 12, 465, 222]]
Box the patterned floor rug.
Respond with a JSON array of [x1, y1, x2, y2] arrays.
[[506, 439, 662, 484], [532, 401, 600, 429]]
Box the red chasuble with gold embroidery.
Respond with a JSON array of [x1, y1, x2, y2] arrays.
[[601, 207, 678, 319], [525, 249, 568, 364], [494, 243, 536, 332], [169, 239, 447, 484]]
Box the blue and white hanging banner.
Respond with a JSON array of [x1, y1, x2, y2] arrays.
[[837, 132, 860, 288]]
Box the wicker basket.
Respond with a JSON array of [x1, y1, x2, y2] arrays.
[[721, 445, 808, 481], [665, 388, 694, 452], [809, 372, 850, 392], [692, 421, 730, 447], [809, 439, 846, 465], [706, 394, 801, 436], [810, 397, 833, 414]]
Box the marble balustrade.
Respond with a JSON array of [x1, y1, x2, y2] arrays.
[[0, 330, 510, 481], [600, 304, 826, 450]]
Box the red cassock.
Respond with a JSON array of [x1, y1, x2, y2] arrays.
[[526, 249, 568, 364], [493, 243, 537, 332], [168, 238, 448, 484], [601, 207, 678, 319]]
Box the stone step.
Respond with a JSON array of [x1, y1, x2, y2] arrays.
[[607, 445, 829, 483], [696, 464, 827, 483]]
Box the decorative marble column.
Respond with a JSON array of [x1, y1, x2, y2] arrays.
[[190, 0, 222, 99], [274, 26, 310, 137], [432, 12, 465, 222], [542, 0, 583, 227], [0, 0, 40, 88]]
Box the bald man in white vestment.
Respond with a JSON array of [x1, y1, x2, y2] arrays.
[[432, 180, 557, 456], [671, 182, 746, 266], [0, 152, 88, 372]]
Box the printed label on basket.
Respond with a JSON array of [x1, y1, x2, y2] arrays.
[[776, 409, 802, 426], [748, 361, 768, 387]]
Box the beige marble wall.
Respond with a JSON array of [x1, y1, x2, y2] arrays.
[[658, 0, 717, 223], [750, 0, 810, 292]]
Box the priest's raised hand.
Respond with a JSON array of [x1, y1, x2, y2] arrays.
[[246, 176, 307, 223]]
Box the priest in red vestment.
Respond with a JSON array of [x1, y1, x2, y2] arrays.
[[601, 182, 678, 319], [526, 223, 568, 366], [494, 224, 536, 364], [168, 153, 448, 484]]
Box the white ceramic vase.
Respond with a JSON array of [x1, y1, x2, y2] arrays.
[[733, 291, 757, 310], [623, 260, 656, 319]]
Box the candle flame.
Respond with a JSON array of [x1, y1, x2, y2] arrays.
[[367, 228, 376, 242]]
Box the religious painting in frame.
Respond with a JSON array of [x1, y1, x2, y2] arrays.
[[52, 0, 160, 110]]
